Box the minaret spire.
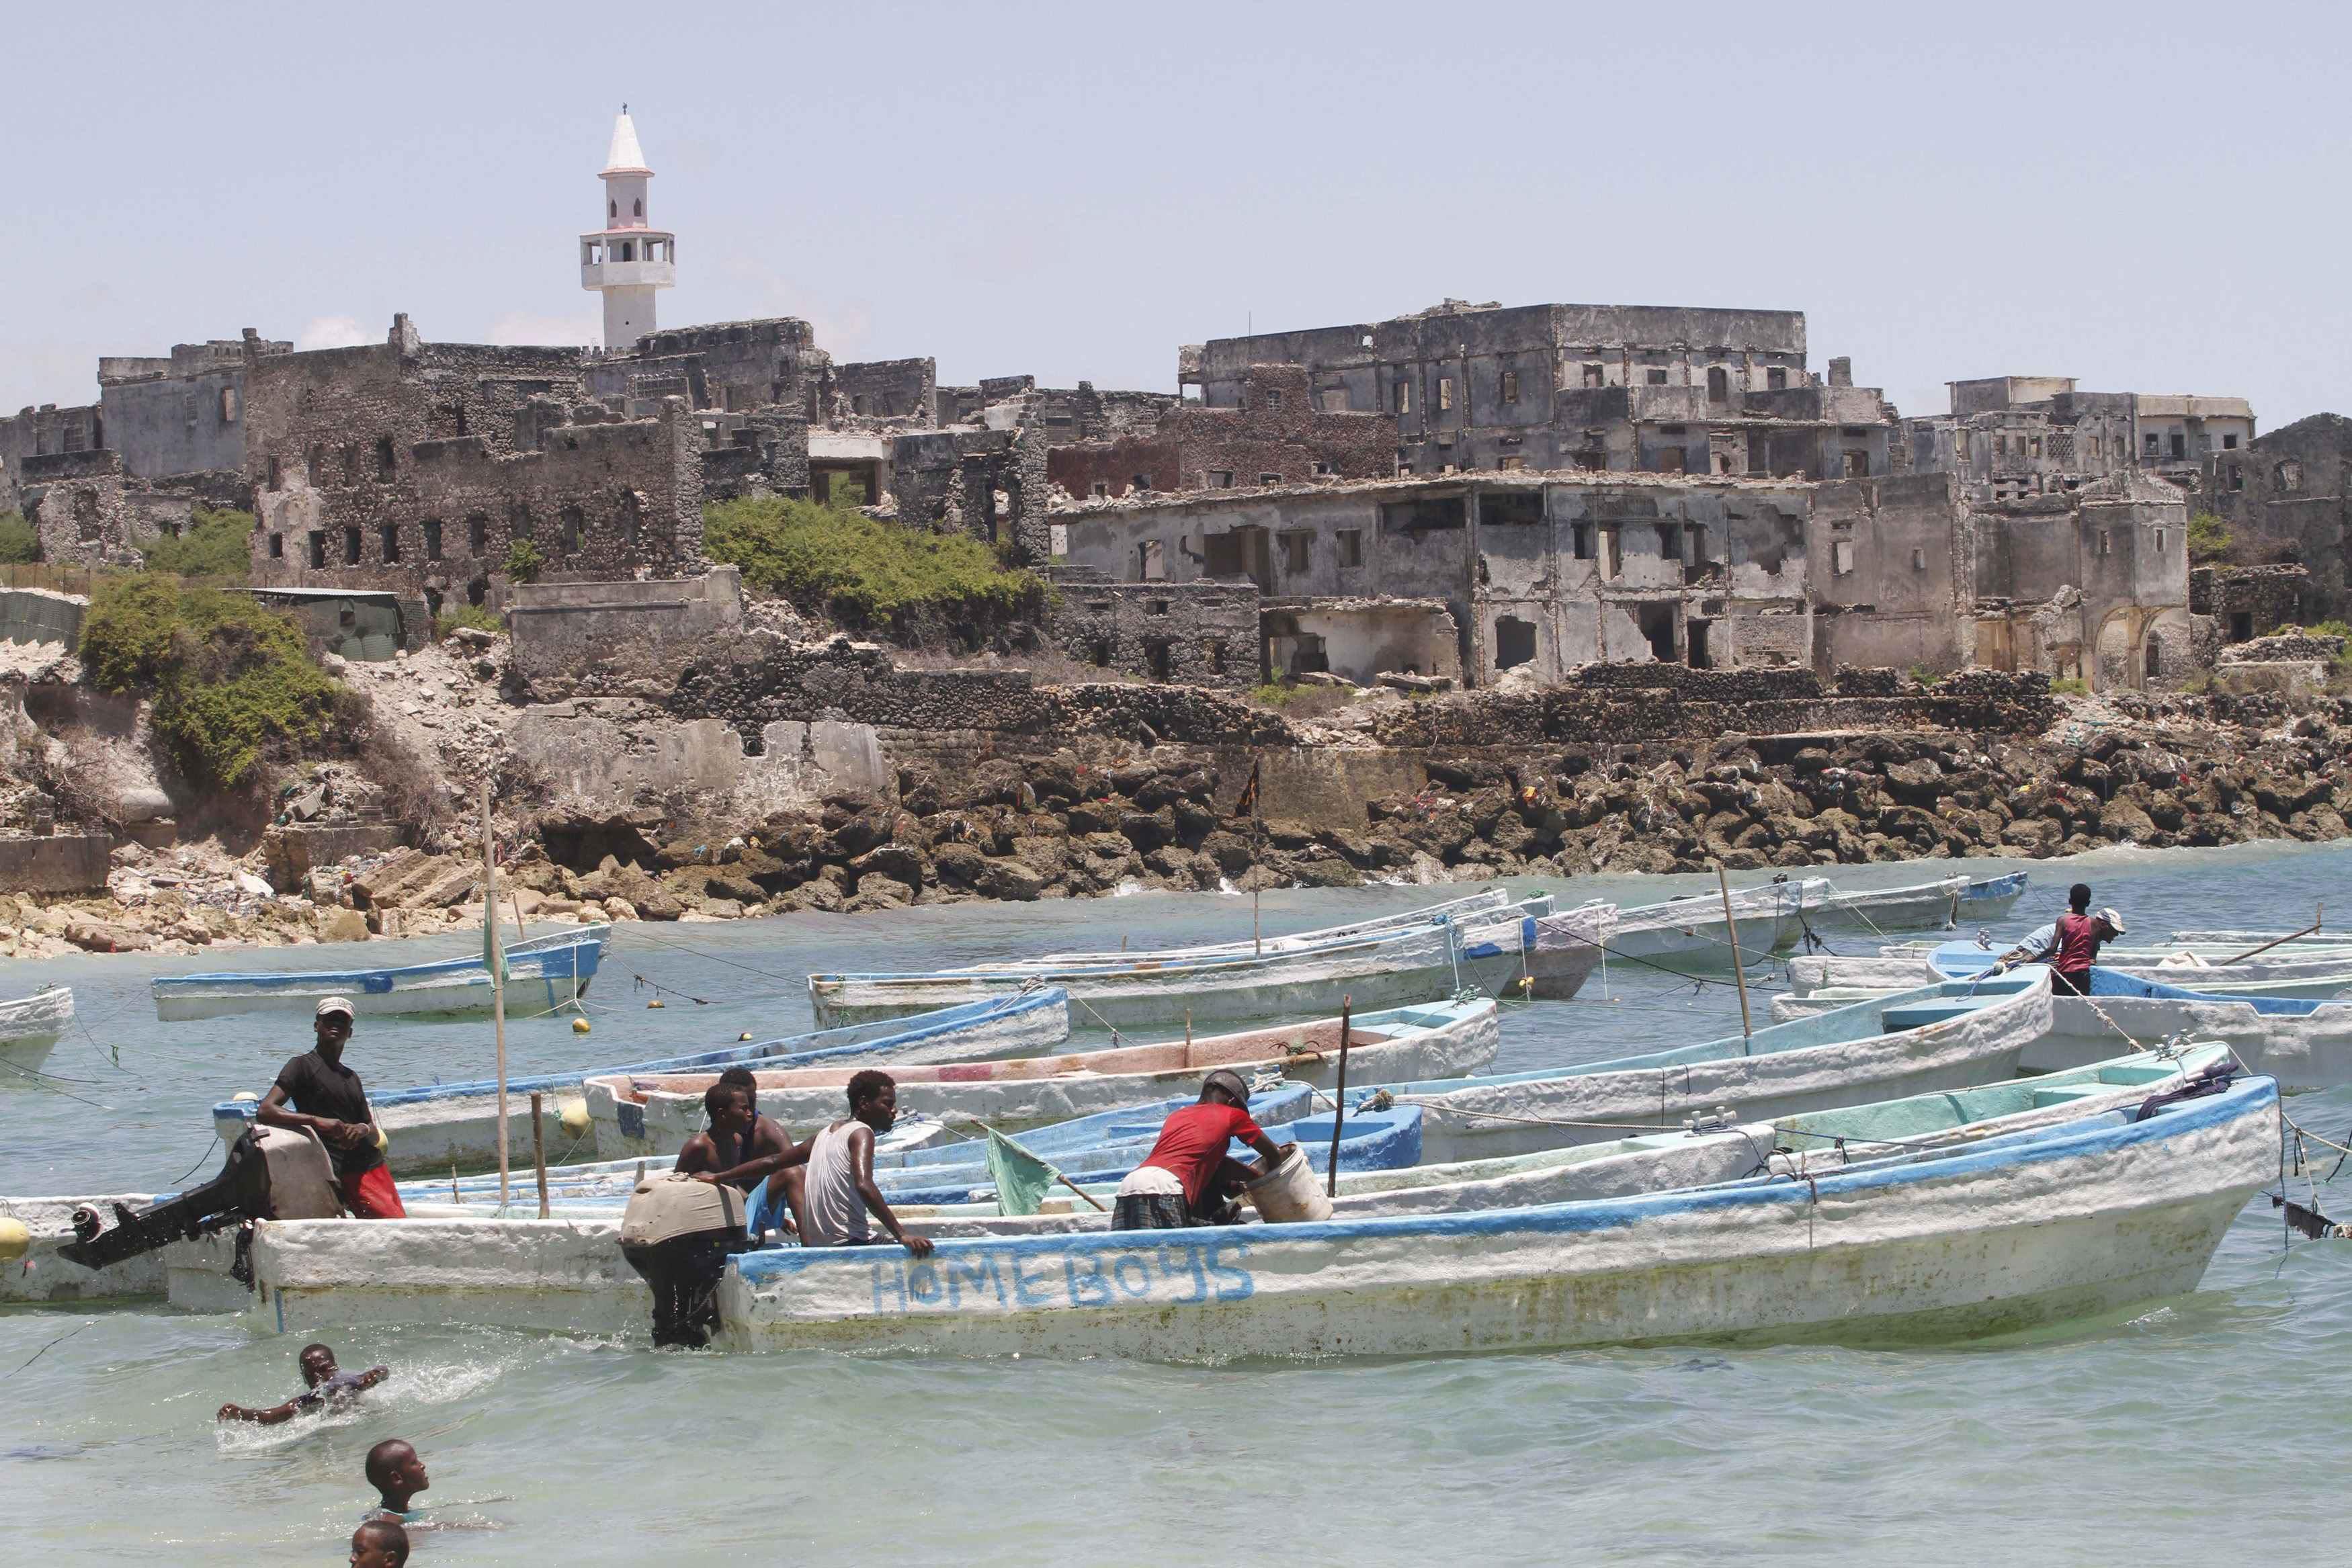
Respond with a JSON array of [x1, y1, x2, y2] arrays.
[[579, 107, 673, 348]]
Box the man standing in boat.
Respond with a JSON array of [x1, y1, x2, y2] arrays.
[[1993, 883, 2126, 996], [1111, 1068, 1294, 1230], [255, 997, 407, 1218]]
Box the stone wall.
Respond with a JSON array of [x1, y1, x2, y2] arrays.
[[1044, 574, 1260, 689], [0, 589, 86, 647], [1046, 365, 1398, 500], [19, 451, 169, 567], [509, 567, 746, 695], [593, 318, 826, 420], [827, 358, 935, 421], [0, 404, 103, 514], [0, 833, 111, 894]]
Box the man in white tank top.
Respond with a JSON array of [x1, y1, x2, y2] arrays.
[[801, 1070, 934, 1256]]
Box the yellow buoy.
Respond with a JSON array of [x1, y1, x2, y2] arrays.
[[0, 1216, 30, 1262], [739, 1032, 753, 1042], [571, 1016, 592, 1035], [558, 1100, 591, 1137], [376, 1126, 390, 1152], [648, 998, 665, 1009], [232, 1090, 259, 1103]]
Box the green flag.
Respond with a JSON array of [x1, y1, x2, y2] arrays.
[[481, 870, 505, 984], [982, 1125, 1060, 1217]]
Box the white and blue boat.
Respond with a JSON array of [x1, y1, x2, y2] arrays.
[[1796, 871, 2029, 941], [0, 987, 73, 1080], [1372, 969, 2055, 1164], [211, 987, 1073, 1178], [808, 897, 1583, 1028], [153, 924, 611, 1022], [718, 1069, 2277, 1359]]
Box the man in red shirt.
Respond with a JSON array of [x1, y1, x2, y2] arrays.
[[1996, 883, 2126, 995], [1111, 1069, 1294, 1231]]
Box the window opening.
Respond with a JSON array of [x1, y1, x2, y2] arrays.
[[1493, 616, 1536, 670]]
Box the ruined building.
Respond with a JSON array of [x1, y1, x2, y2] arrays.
[[1046, 364, 1397, 500], [244, 315, 706, 614], [2199, 412, 2352, 620], [1902, 377, 2255, 505], [1056, 466, 2189, 695], [1183, 300, 1898, 482], [0, 330, 292, 564]]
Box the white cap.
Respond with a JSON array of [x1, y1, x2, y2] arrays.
[[2097, 908, 2126, 935], [315, 996, 355, 1020]]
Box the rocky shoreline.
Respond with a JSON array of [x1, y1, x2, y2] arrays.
[[9, 690, 2349, 960]]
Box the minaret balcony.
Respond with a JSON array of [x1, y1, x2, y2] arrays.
[[581, 257, 676, 291]]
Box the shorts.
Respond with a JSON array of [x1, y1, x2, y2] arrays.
[[2052, 969, 2090, 996], [1111, 1192, 1191, 1232], [341, 1164, 407, 1219]]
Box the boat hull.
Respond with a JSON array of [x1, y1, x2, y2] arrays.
[[306, 990, 1073, 1178], [587, 1002, 1501, 1158], [0, 987, 72, 1079], [153, 927, 608, 1022], [719, 1077, 2275, 1360]]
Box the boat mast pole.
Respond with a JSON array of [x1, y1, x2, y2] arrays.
[[1717, 865, 1753, 1044], [483, 779, 511, 1209], [1325, 995, 1352, 1199]]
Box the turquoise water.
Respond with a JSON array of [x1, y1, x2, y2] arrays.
[[6, 844, 2351, 1565]]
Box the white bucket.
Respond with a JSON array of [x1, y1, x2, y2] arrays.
[[1244, 1147, 1333, 1223]]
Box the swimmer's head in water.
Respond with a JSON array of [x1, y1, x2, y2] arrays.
[[351, 1518, 409, 1568], [365, 1438, 428, 1505], [298, 1343, 339, 1387]]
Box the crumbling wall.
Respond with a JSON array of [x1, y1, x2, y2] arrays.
[[2191, 564, 2309, 642], [1044, 576, 1259, 689], [599, 318, 825, 420], [0, 404, 103, 514], [20, 451, 169, 567], [1047, 365, 1397, 500], [509, 567, 747, 695], [827, 358, 935, 421]]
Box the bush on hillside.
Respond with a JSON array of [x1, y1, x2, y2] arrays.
[[2186, 511, 2234, 565], [80, 577, 346, 789], [143, 507, 255, 578], [0, 511, 39, 564], [702, 496, 1042, 636], [435, 603, 505, 640]]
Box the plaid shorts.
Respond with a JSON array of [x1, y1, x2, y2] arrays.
[[1110, 1192, 1191, 1232]]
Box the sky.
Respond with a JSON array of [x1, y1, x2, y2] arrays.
[[7, 2, 2347, 427]]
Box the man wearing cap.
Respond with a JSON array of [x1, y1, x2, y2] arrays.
[[1109, 1069, 1294, 1231], [1994, 883, 2126, 996], [255, 997, 406, 1218]]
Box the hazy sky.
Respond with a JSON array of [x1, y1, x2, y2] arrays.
[[10, 3, 2346, 428]]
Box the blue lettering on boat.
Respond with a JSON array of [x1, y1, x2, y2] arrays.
[[946, 1254, 1003, 1307], [1011, 1254, 1057, 1307], [864, 1239, 1259, 1315]]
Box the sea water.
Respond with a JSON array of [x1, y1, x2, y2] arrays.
[[5, 842, 2350, 1565]]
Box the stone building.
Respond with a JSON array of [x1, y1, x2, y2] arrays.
[[1046, 365, 1396, 500], [244, 315, 707, 612], [1056, 465, 2189, 694], [2200, 412, 2352, 619], [2191, 562, 2311, 646], [0, 404, 103, 515], [1902, 377, 2255, 507], [97, 331, 292, 484], [1183, 298, 1898, 482]]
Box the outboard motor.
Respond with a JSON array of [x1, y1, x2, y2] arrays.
[[620, 1173, 748, 1348], [58, 1125, 341, 1272]]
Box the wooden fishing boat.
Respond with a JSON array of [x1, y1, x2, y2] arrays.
[[717, 1070, 2276, 1359], [585, 997, 1500, 1157], [1796, 871, 2029, 940], [1787, 938, 2352, 1002], [1605, 878, 1826, 975], [807, 899, 1561, 1028], [1027, 887, 1516, 963], [206, 987, 1073, 1178], [0, 986, 73, 1079], [888, 1040, 2242, 1236], [1390, 969, 2054, 1164], [151, 924, 610, 1022]]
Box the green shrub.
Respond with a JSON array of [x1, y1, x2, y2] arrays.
[[503, 539, 545, 584], [435, 603, 504, 640], [2050, 676, 2089, 696], [1249, 681, 1297, 708], [702, 496, 1042, 633], [2186, 511, 2233, 564], [143, 507, 255, 578], [80, 578, 343, 789], [1907, 663, 1942, 689], [0, 511, 39, 564]]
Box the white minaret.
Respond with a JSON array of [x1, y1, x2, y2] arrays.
[[579, 105, 674, 349]]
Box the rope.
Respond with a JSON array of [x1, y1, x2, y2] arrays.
[[4, 1322, 89, 1379]]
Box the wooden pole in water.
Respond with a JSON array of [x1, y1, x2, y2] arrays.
[[530, 1090, 550, 1219], [2221, 912, 2325, 965], [1717, 865, 1754, 1043], [1325, 995, 1352, 1198], [482, 780, 511, 1209]]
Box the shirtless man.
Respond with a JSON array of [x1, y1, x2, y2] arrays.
[[676, 1072, 811, 1242], [216, 1342, 388, 1424], [364, 1438, 430, 1524]]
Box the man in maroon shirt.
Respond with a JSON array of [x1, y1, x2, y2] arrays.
[[1996, 882, 2126, 995], [1111, 1069, 1294, 1231]]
